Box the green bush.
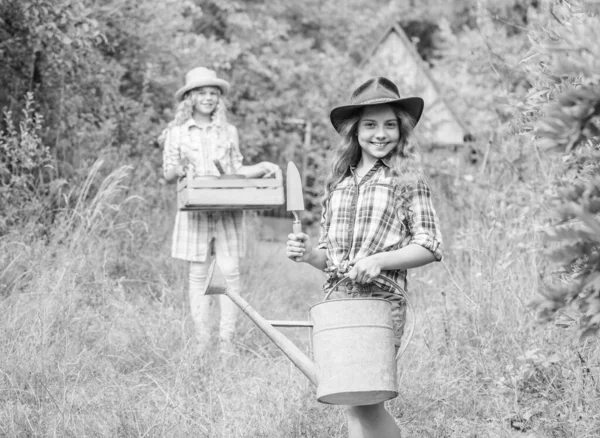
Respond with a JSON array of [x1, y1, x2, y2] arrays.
[[0, 93, 58, 237], [522, 1, 600, 338]]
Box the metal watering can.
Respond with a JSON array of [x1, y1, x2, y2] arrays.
[[203, 260, 410, 406]]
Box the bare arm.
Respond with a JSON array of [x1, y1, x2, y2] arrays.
[[348, 244, 436, 284], [237, 162, 280, 178], [370, 244, 436, 270]]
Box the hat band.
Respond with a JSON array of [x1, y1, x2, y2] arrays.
[[351, 97, 401, 106]]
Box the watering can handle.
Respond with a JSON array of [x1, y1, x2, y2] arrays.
[[322, 274, 415, 361], [323, 276, 351, 301]]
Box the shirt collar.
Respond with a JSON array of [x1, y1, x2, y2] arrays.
[[183, 117, 215, 130], [380, 156, 393, 168], [350, 158, 390, 175]]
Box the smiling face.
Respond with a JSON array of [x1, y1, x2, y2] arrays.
[[189, 86, 221, 116], [356, 104, 400, 165]]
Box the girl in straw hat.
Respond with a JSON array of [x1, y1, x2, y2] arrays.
[[162, 67, 279, 357], [286, 76, 443, 437]]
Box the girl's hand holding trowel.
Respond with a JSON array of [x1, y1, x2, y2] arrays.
[[286, 232, 313, 263], [285, 161, 328, 269], [176, 157, 190, 180], [286, 233, 328, 269]]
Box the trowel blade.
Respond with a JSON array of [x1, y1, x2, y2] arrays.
[[286, 162, 305, 212]]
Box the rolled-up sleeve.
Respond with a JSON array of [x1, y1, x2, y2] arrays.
[[317, 204, 330, 250], [162, 126, 181, 177], [404, 179, 443, 261]]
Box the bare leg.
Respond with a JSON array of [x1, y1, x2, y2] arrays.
[[346, 402, 401, 438]]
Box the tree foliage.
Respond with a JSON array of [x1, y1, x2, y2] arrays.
[[521, 0, 600, 338], [1, 0, 400, 223], [2, 0, 600, 334]]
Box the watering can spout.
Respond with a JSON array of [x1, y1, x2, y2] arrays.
[[203, 261, 318, 386]]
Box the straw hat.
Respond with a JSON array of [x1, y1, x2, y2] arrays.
[[330, 77, 424, 133], [175, 67, 230, 100]]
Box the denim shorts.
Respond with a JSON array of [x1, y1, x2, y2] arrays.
[[325, 282, 407, 347]]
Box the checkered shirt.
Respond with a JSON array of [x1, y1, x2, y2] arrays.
[[163, 118, 245, 262], [317, 159, 443, 294]]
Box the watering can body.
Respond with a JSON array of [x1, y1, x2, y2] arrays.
[[310, 298, 398, 405]]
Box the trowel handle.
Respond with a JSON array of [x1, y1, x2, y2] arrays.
[[291, 221, 303, 262]]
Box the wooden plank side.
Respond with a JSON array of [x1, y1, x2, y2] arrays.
[[179, 189, 284, 210], [177, 175, 284, 211], [187, 178, 282, 189], [187, 188, 283, 205], [180, 204, 280, 211]]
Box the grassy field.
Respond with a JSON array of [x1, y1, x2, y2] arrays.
[[1, 165, 599, 437]]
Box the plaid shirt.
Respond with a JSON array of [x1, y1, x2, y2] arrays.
[[163, 118, 243, 177], [163, 118, 245, 262], [317, 159, 443, 294]]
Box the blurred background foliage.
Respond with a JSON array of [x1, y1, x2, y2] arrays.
[[2, 1, 600, 435], [1, 0, 599, 340]]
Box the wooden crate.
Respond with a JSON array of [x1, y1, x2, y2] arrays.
[[177, 172, 284, 211]]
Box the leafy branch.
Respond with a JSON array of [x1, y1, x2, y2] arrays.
[[525, 1, 600, 339]]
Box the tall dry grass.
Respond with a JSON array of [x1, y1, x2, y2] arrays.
[[1, 154, 599, 437]]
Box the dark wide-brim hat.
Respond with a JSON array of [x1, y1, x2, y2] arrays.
[[330, 77, 424, 133]]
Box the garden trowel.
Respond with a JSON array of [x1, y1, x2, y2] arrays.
[[286, 161, 304, 234]]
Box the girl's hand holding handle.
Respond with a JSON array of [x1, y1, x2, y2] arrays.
[[286, 232, 313, 263], [347, 256, 382, 284], [164, 162, 187, 183], [260, 161, 280, 178], [177, 157, 190, 179]]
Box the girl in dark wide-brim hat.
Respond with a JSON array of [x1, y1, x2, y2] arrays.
[[286, 76, 443, 437], [162, 66, 280, 357]]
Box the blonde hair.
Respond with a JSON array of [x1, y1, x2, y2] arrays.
[[322, 105, 423, 206], [169, 88, 229, 128]]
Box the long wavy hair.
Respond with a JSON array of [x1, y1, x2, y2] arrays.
[[168, 88, 229, 128], [322, 105, 423, 207]]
